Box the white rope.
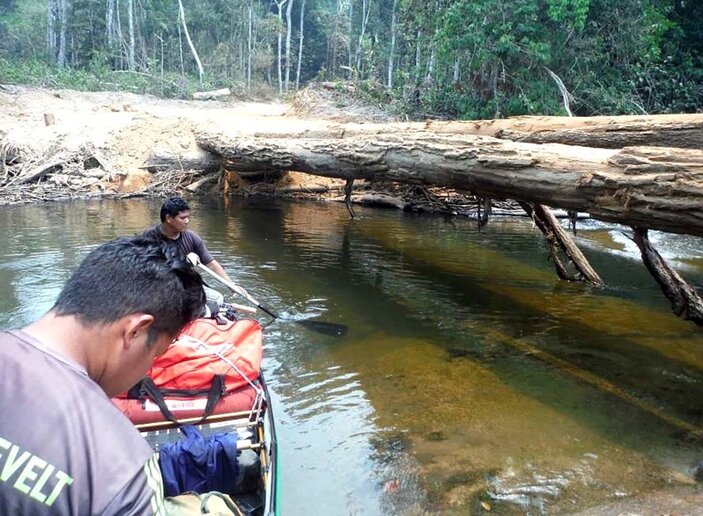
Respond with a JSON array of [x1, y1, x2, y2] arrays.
[[175, 334, 265, 422]]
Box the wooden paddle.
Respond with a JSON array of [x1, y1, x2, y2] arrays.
[[187, 253, 348, 337]]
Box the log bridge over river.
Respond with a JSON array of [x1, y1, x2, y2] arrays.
[[3, 105, 702, 326], [193, 113, 703, 326]]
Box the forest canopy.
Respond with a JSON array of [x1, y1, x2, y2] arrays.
[[0, 0, 701, 118]]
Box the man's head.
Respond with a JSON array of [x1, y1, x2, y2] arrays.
[[52, 236, 205, 395], [160, 196, 190, 234]]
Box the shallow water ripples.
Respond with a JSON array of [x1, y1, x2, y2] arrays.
[[268, 362, 386, 514]]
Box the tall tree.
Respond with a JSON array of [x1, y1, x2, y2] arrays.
[[177, 0, 203, 83], [295, 0, 306, 89], [274, 0, 288, 94], [56, 0, 69, 67], [386, 0, 397, 89], [285, 0, 294, 91], [127, 0, 135, 70], [47, 0, 58, 63]]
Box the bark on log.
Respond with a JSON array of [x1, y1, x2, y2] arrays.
[[428, 114, 703, 149], [145, 147, 222, 173], [215, 113, 703, 149], [196, 131, 703, 237], [632, 227, 703, 325]]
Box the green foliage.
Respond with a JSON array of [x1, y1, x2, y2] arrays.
[[0, 0, 700, 116], [546, 0, 590, 30]]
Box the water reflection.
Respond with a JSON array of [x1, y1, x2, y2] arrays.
[[1, 197, 702, 514]]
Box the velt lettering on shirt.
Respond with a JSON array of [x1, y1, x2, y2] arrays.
[[0, 437, 73, 506], [0, 330, 159, 515]]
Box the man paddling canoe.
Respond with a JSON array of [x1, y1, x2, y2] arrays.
[[144, 196, 232, 283]]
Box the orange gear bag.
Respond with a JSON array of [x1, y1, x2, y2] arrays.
[[114, 318, 263, 425], [116, 318, 263, 399], [149, 318, 263, 392]]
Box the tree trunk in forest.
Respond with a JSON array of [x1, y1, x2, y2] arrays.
[[47, 0, 59, 63], [116, 0, 124, 68], [177, 0, 203, 84], [127, 0, 135, 70], [387, 0, 397, 89], [275, 0, 287, 94], [106, 0, 116, 55], [424, 40, 435, 86], [285, 0, 294, 92], [137, 3, 148, 69], [346, 0, 353, 77], [295, 0, 306, 90], [247, 1, 253, 90], [195, 130, 703, 237], [414, 29, 421, 90], [354, 0, 371, 74], [57, 0, 69, 68]]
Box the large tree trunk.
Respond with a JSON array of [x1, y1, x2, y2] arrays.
[[285, 0, 294, 93], [247, 0, 253, 90], [47, 0, 59, 63], [105, 0, 117, 54], [442, 114, 703, 149], [196, 130, 703, 237], [226, 114, 703, 149], [127, 0, 135, 70], [387, 0, 397, 89], [57, 0, 69, 68], [354, 0, 371, 73], [295, 0, 306, 90], [275, 0, 287, 94], [177, 0, 203, 84]]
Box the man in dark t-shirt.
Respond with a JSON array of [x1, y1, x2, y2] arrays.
[[0, 236, 205, 515], [144, 196, 232, 283]]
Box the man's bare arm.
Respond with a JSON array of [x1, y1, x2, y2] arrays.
[[206, 259, 232, 283]]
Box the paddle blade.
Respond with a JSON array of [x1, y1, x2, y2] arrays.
[[294, 319, 348, 337]]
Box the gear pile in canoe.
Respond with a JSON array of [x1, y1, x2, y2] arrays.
[[112, 303, 278, 516]]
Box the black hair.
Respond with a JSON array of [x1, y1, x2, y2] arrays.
[[160, 196, 190, 222], [52, 236, 205, 342]]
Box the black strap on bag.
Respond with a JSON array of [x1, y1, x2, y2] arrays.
[[128, 375, 227, 426]]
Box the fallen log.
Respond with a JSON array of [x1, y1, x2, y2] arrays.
[[196, 131, 703, 237], [185, 172, 218, 192], [145, 147, 222, 173], [220, 113, 703, 149], [192, 88, 231, 100], [16, 160, 64, 185]]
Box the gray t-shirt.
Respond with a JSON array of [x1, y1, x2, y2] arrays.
[[0, 331, 166, 515], [143, 226, 214, 266]]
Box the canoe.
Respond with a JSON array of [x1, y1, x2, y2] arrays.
[[112, 308, 279, 515]]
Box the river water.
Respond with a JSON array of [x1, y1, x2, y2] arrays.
[[1, 197, 702, 514]]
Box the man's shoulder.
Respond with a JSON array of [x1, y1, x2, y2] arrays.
[[142, 225, 165, 239], [182, 229, 203, 242], [0, 332, 154, 514]]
